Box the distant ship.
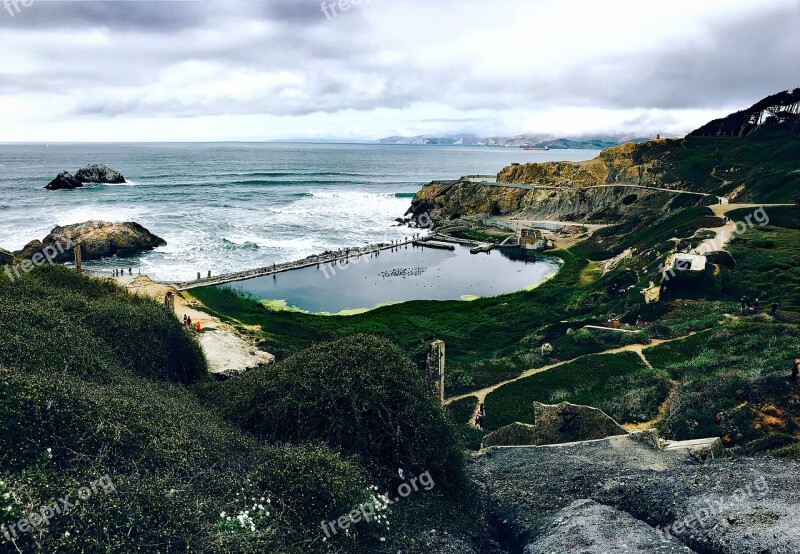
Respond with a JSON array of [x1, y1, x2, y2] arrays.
[[521, 146, 550, 151]]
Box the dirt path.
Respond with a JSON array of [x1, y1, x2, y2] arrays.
[[691, 202, 792, 256], [115, 275, 274, 376], [447, 331, 700, 427], [622, 379, 679, 432]]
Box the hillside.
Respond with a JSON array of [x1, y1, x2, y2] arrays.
[[407, 89, 800, 225], [0, 266, 479, 553]]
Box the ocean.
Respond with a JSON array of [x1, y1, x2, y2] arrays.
[[0, 143, 598, 281]]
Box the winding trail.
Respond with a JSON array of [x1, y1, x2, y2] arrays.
[[446, 330, 704, 428]]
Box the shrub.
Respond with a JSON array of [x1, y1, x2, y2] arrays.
[[209, 334, 466, 493]]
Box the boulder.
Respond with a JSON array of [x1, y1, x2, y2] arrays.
[[482, 422, 537, 448], [706, 250, 736, 269], [14, 240, 44, 260], [74, 164, 126, 184], [532, 401, 629, 445], [0, 248, 15, 265], [16, 222, 166, 263], [45, 171, 84, 190], [481, 402, 630, 448]]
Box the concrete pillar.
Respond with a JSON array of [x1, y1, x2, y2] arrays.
[[426, 340, 446, 404]]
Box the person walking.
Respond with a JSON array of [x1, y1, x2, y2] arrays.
[[771, 302, 779, 317], [475, 403, 486, 429], [753, 298, 760, 313], [740, 296, 747, 315]]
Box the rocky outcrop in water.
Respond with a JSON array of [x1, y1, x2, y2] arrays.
[[14, 221, 166, 263], [75, 163, 126, 184], [45, 164, 126, 190], [45, 171, 84, 190], [14, 240, 45, 261]]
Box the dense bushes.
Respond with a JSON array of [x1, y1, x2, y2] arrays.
[[0, 265, 206, 383], [208, 334, 466, 493], [0, 267, 374, 552]]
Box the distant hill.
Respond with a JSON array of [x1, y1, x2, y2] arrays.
[[377, 133, 654, 149]]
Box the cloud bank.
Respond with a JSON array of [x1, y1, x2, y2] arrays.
[[0, 0, 798, 141]]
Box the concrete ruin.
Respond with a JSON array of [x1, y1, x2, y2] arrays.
[[426, 340, 446, 404], [481, 401, 629, 448]]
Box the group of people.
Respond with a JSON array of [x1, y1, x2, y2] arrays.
[[740, 296, 779, 316], [112, 267, 136, 278], [182, 314, 200, 331]]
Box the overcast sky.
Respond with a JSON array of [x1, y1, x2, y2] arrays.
[[1, 0, 798, 142]]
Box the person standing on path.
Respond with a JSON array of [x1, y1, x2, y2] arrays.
[[475, 403, 486, 429]]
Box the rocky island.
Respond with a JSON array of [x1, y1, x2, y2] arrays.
[[45, 163, 127, 190]]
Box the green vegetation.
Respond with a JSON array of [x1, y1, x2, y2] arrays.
[[571, 206, 720, 261], [483, 351, 669, 432], [0, 266, 374, 553], [445, 396, 485, 451], [449, 227, 514, 244], [718, 207, 800, 315], [204, 335, 465, 493], [618, 129, 800, 203], [646, 321, 800, 446]]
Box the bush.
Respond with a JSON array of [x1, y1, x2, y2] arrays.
[[209, 334, 466, 493]]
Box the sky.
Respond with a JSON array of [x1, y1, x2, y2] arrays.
[[0, 0, 798, 142]]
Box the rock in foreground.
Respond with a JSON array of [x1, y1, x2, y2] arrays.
[[75, 163, 126, 184], [45, 171, 84, 190], [0, 248, 15, 265], [472, 433, 800, 553], [15, 221, 166, 263]]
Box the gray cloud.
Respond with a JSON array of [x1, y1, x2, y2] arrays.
[[1, 0, 798, 139]]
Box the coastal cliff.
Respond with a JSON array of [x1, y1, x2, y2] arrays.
[[497, 141, 672, 188], [408, 90, 800, 225], [408, 177, 703, 224]]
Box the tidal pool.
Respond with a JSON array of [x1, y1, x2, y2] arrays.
[[223, 244, 560, 314]]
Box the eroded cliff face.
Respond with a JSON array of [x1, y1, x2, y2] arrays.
[[407, 140, 702, 225], [408, 178, 698, 224], [497, 141, 673, 188]]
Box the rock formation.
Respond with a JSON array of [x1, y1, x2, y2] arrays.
[[0, 248, 15, 265], [74, 163, 126, 184], [45, 164, 126, 190], [45, 171, 84, 190], [482, 422, 537, 448], [406, 177, 701, 225], [472, 433, 799, 553], [481, 402, 629, 448], [14, 221, 166, 263], [14, 240, 44, 261]]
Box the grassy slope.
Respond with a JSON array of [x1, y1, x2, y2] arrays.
[[0, 266, 376, 553], [626, 128, 800, 202], [483, 351, 669, 432], [646, 321, 800, 446]]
